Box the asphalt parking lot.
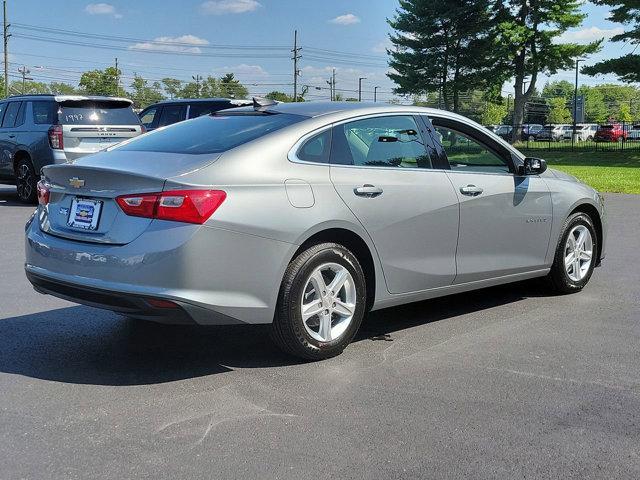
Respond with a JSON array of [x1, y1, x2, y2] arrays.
[[1, 184, 639, 479]]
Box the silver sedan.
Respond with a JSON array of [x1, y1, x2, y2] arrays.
[[25, 101, 607, 360]]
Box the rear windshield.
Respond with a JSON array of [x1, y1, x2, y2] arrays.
[[59, 100, 139, 125], [116, 113, 306, 154]]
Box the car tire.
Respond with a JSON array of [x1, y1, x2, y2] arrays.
[[15, 157, 38, 204], [546, 212, 598, 294], [270, 242, 367, 360]]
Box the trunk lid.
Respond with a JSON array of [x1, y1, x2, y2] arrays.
[[39, 150, 221, 245]]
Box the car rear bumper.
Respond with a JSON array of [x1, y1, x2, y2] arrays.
[[25, 215, 296, 325]]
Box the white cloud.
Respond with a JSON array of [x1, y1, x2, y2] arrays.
[[372, 40, 391, 54], [557, 26, 625, 44], [129, 35, 210, 54], [85, 3, 122, 18], [200, 0, 261, 15], [212, 64, 269, 77], [330, 13, 361, 26]]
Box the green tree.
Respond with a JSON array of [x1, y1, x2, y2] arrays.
[[218, 73, 249, 99], [547, 97, 572, 123], [265, 91, 294, 102], [161, 78, 183, 99], [79, 67, 120, 96], [579, 86, 608, 123], [493, 0, 600, 137], [618, 103, 633, 123], [388, 0, 497, 112], [49, 82, 79, 95], [582, 0, 639, 82], [129, 75, 165, 108], [542, 80, 574, 99], [11, 80, 50, 95], [480, 100, 508, 125]]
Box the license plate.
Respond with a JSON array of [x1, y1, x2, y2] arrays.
[[67, 198, 102, 230]]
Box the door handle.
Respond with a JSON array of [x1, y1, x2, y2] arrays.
[[459, 185, 483, 196], [8, 134, 15, 138], [354, 184, 383, 197]]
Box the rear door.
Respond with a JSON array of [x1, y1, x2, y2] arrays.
[[156, 104, 186, 128], [429, 116, 552, 284], [329, 114, 459, 294], [59, 99, 143, 161]]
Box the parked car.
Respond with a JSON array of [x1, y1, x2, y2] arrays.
[[625, 124, 640, 141], [494, 124, 513, 140], [26, 101, 606, 360], [0, 94, 143, 203], [594, 123, 627, 142], [139, 98, 253, 132], [521, 124, 543, 141], [534, 124, 568, 141], [562, 124, 599, 141]]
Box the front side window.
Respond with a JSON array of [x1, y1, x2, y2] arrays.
[[2, 102, 21, 128], [139, 107, 158, 129], [330, 115, 431, 169], [433, 124, 510, 174], [157, 105, 186, 127]]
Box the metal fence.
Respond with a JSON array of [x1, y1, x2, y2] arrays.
[[489, 122, 640, 152]]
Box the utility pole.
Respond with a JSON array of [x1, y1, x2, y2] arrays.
[[17, 65, 31, 94], [291, 30, 301, 102], [358, 77, 366, 102], [114, 57, 119, 96], [192, 74, 202, 97], [374, 86, 379, 102], [332, 69, 336, 101], [3, 0, 9, 98]]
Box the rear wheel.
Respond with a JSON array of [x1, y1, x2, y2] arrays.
[[15, 158, 38, 204], [546, 213, 597, 294], [271, 242, 366, 360]]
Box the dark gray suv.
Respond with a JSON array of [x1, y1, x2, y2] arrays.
[[0, 94, 143, 203]]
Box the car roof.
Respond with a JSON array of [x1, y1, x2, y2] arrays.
[[5, 94, 133, 104], [149, 97, 252, 105]]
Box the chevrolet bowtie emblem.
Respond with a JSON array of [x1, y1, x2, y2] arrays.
[[69, 177, 85, 188]]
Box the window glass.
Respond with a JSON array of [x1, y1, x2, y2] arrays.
[[157, 105, 186, 127], [2, 102, 21, 128], [189, 102, 226, 118], [297, 129, 331, 163], [32, 101, 57, 124], [116, 112, 305, 154], [0, 103, 6, 125], [59, 100, 139, 125], [139, 107, 158, 129], [15, 101, 25, 127], [331, 115, 431, 168], [434, 125, 510, 173]]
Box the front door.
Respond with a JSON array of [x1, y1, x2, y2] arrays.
[[429, 117, 553, 284], [329, 114, 460, 294]]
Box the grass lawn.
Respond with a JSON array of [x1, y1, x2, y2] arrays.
[[520, 150, 640, 194]]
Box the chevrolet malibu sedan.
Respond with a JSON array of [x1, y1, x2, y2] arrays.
[[25, 101, 607, 360]]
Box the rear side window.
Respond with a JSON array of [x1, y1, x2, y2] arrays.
[[157, 104, 186, 127], [33, 101, 58, 124], [189, 102, 226, 118], [330, 115, 431, 169], [2, 102, 21, 128], [116, 113, 306, 154], [15, 102, 25, 127], [59, 100, 139, 125], [297, 129, 331, 163]]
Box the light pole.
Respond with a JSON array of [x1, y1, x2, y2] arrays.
[[572, 59, 585, 147], [374, 86, 379, 102], [358, 77, 366, 102], [17, 65, 31, 94]]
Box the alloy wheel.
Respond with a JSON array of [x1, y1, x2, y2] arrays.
[[16, 163, 33, 201], [564, 225, 593, 282], [300, 262, 356, 343]]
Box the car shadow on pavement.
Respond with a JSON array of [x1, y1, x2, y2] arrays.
[[0, 186, 33, 207], [0, 280, 550, 386]]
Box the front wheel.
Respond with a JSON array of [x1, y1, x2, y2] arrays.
[[270, 242, 366, 360], [15, 158, 38, 204], [546, 213, 597, 294]]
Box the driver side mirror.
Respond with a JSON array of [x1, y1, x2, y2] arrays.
[[519, 157, 547, 176]]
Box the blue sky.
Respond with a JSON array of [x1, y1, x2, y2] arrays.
[[5, 0, 632, 101]]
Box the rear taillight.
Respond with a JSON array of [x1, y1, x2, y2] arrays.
[[37, 180, 50, 205], [116, 189, 226, 224], [140, 125, 147, 134], [48, 125, 64, 150]]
